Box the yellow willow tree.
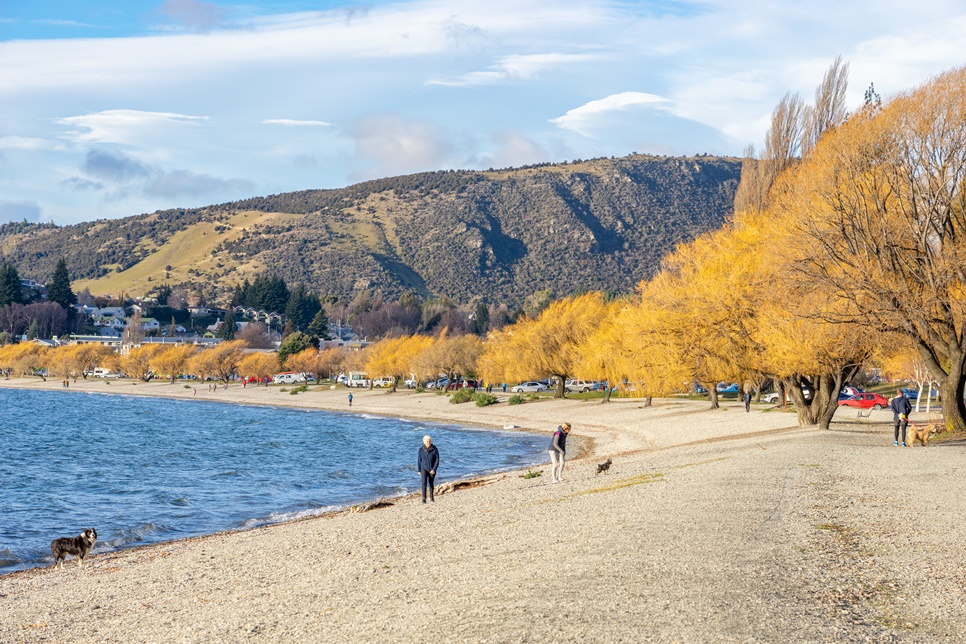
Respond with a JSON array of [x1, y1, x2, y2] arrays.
[[412, 330, 484, 389], [879, 339, 939, 413], [479, 293, 605, 398], [574, 299, 627, 403], [631, 214, 768, 409], [149, 344, 198, 383], [365, 334, 434, 392], [120, 344, 165, 381], [74, 343, 113, 379], [317, 347, 348, 379], [0, 343, 49, 378], [238, 351, 279, 386], [774, 65, 966, 431]]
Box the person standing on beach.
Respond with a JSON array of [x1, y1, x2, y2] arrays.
[[890, 389, 912, 447], [348, 392, 353, 407], [417, 435, 440, 503], [744, 390, 752, 412], [548, 423, 571, 484]]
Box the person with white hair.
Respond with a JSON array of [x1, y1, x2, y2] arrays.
[[417, 435, 440, 503], [548, 423, 571, 483]]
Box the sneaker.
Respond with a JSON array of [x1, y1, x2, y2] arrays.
[[902, 442, 908, 447], [421, 499, 426, 503], [894, 441, 899, 446]]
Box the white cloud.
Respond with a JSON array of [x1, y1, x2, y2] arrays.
[[550, 92, 672, 137], [428, 52, 603, 87], [0, 136, 66, 151], [349, 114, 452, 181], [54, 110, 208, 145], [262, 119, 334, 127]]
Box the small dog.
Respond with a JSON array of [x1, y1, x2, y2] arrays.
[[51, 528, 97, 568], [596, 459, 613, 475], [909, 423, 937, 447]]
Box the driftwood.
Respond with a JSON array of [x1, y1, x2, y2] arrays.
[[350, 499, 395, 513]]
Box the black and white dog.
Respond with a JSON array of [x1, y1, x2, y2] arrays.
[[596, 459, 613, 475], [51, 528, 97, 568]]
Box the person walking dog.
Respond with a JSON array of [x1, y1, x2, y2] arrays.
[[891, 389, 912, 447], [548, 423, 571, 484], [417, 435, 440, 503]]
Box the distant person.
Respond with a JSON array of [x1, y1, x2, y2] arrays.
[[744, 390, 752, 412], [348, 392, 353, 407], [417, 435, 440, 503], [501, 383, 507, 394], [548, 423, 571, 484], [891, 389, 912, 447]]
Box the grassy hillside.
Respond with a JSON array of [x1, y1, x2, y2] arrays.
[[0, 154, 742, 305]]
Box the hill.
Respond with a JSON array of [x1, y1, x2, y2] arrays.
[[0, 154, 741, 305]]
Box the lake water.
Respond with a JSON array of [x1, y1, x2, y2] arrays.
[[0, 388, 546, 572]]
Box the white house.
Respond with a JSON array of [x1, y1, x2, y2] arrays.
[[137, 317, 161, 331], [99, 307, 126, 319]]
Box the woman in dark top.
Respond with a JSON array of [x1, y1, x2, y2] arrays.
[[548, 423, 571, 484], [417, 435, 440, 503]]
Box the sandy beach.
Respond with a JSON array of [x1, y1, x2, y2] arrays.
[[2, 377, 964, 642]]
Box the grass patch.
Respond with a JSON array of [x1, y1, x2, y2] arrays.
[[571, 472, 664, 496], [522, 469, 542, 479], [290, 384, 308, 395], [473, 392, 498, 407], [508, 394, 525, 405], [449, 388, 474, 404]]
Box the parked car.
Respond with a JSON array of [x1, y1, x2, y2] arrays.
[[511, 381, 547, 393], [372, 376, 394, 388], [762, 392, 781, 403], [565, 379, 596, 393], [694, 383, 708, 394], [841, 385, 864, 397], [273, 372, 306, 385], [716, 382, 740, 393], [838, 392, 890, 410], [404, 377, 418, 389], [900, 387, 920, 399], [455, 379, 478, 390]]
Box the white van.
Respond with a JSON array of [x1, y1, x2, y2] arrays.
[[92, 367, 122, 379], [565, 379, 596, 393], [346, 372, 371, 388], [273, 372, 306, 385]]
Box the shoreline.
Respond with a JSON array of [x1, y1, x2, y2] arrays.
[[3, 377, 961, 640]]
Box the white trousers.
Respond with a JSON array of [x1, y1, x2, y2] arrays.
[[549, 450, 565, 481]]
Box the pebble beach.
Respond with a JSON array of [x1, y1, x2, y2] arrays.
[[1, 378, 964, 642]]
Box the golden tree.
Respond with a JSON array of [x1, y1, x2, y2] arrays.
[[120, 344, 164, 381], [285, 348, 323, 378], [317, 347, 348, 379], [413, 330, 484, 389], [189, 340, 248, 383], [777, 65, 966, 431], [74, 343, 113, 379], [365, 334, 434, 392], [479, 293, 604, 398], [238, 351, 279, 385], [150, 344, 199, 383]]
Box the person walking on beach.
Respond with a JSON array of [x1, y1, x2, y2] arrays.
[[548, 423, 571, 484], [891, 388, 912, 447], [417, 435, 440, 503], [348, 392, 353, 407]]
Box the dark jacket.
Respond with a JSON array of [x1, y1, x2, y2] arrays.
[[417, 445, 440, 473], [549, 427, 567, 454], [890, 395, 912, 420]]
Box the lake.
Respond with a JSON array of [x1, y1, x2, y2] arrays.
[[0, 388, 546, 572]]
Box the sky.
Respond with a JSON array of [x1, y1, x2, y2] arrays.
[[1, 0, 965, 225]]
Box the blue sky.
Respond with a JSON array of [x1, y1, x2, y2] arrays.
[[2, 0, 965, 225]]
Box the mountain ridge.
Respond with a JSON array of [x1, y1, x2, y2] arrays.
[[0, 154, 742, 305]]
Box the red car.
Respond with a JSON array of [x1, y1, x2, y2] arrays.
[[838, 392, 890, 410]]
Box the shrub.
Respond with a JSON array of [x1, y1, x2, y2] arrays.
[[290, 384, 308, 395], [508, 394, 525, 405], [526, 393, 540, 400], [183, 384, 190, 389], [415, 386, 426, 393], [522, 469, 542, 479], [449, 388, 474, 404], [473, 392, 498, 407]]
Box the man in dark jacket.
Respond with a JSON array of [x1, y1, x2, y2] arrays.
[[417, 435, 440, 503], [890, 389, 912, 447], [548, 423, 571, 484]]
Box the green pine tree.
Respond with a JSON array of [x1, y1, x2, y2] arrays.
[[47, 258, 77, 309], [0, 263, 23, 306], [306, 309, 330, 340], [278, 331, 314, 364], [285, 284, 322, 331], [217, 309, 237, 339]]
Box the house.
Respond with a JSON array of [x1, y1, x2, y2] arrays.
[[138, 317, 161, 331], [75, 304, 99, 317], [188, 306, 210, 318], [98, 307, 126, 319], [94, 316, 126, 329], [99, 327, 122, 338]]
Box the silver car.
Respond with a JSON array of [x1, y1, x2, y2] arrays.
[[511, 381, 547, 393]]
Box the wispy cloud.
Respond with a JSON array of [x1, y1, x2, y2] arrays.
[[349, 114, 453, 181], [428, 52, 603, 87], [550, 92, 672, 137], [68, 148, 253, 201], [55, 110, 208, 145], [262, 119, 334, 127], [0, 136, 66, 151]]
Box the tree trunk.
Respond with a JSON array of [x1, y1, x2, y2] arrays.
[[389, 376, 398, 393], [779, 381, 787, 409], [939, 372, 966, 433], [706, 384, 719, 410], [600, 386, 612, 403], [642, 396, 653, 407], [554, 376, 566, 399], [170, 375, 176, 384]]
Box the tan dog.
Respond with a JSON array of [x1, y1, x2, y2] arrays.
[[909, 423, 937, 447]]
